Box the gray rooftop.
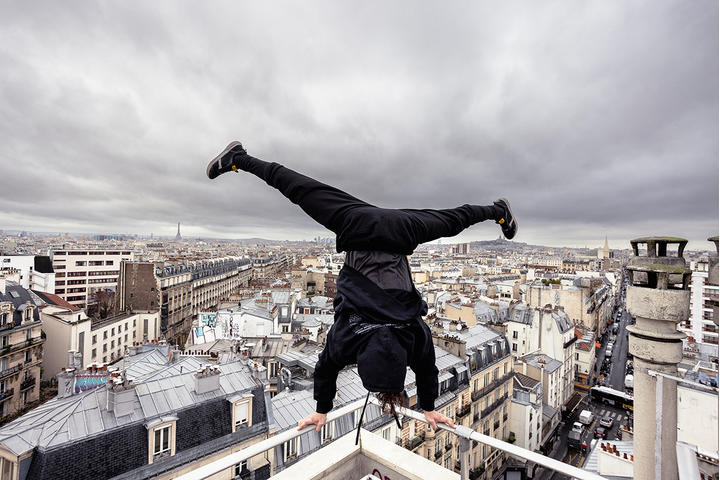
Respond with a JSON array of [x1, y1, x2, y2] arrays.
[[522, 353, 563, 374], [0, 350, 260, 456]]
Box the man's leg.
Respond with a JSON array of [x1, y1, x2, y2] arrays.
[[208, 142, 375, 236]]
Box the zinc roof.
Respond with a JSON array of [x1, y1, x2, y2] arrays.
[[0, 351, 260, 456]]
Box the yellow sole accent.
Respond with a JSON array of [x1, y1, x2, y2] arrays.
[[231, 165, 238, 172], [498, 218, 505, 224]]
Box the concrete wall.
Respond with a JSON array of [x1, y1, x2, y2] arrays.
[[677, 385, 718, 452]]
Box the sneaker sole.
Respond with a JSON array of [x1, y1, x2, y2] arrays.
[[206, 141, 243, 179], [497, 197, 518, 238]]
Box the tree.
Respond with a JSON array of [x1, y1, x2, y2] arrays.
[[90, 289, 115, 319]]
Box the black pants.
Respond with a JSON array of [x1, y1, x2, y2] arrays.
[[238, 155, 498, 255]]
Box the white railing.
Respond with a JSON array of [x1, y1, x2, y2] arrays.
[[175, 397, 607, 480]]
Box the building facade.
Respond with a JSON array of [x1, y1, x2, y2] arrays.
[[50, 248, 134, 309], [0, 279, 44, 420], [117, 258, 252, 346], [40, 299, 161, 380], [0, 256, 55, 293]]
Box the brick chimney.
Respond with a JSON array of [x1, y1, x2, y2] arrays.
[[626, 236, 691, 480]]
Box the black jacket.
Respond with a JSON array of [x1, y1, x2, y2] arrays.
[[314, 265, 438, 413]]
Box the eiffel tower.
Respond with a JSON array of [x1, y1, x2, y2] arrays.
[[175, 222, 182, 241]]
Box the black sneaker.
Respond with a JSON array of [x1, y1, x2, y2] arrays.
[[206, 141, 247, 179], [494, 198, 518, 240]]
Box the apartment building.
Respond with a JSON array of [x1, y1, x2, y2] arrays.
[[526, 276, 614, 337], [0, 344, 272, 480], [509, 373, 543, 452], [680, 269, 719, 346], [50, 248, 134, 309], [116, 258, 252, 346], [0, 256, 55, 293], [0, 279, 44, 419], [514, 354, 565, 451], [573, 325, 596, 390], [427, 324, 514, 479], [505, 304, 576, 398], [39, 298, 160, 379], [252, 255, 290, 282]]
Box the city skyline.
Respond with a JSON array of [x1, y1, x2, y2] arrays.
[[1, 2, 717, 251]]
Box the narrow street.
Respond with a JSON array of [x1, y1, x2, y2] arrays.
[[538, 275, 632, 480]]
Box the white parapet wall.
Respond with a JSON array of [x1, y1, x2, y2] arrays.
[[270, 428, 459, 480]]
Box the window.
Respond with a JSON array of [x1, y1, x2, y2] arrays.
[[24, 350, 31, 363], [103, 331, 108, 340], [234, 401, 249, 429], [0, 457, 15, 480], [283, 438, 298, 462], [125, 323, 128, 331], [111, 328, 115, 336], [0, 336, 7, 348], [103, 344, 107, 353], [92, 335, 97, 345], [153, 425, 171, 456], [321, 422, 333, 443], [103, 356, 107, 363], [512, 331, 518, 339], [382, 427, 390, 441], [92, 348, 97, 359], [512, 343, 517, 352], [111, 340, 115, 349], [234, 461, 249, 478]]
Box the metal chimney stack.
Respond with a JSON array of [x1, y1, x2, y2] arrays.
[[626, 237, 691, 480]]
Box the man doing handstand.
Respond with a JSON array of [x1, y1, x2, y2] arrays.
[[206, 142, 518, 433]]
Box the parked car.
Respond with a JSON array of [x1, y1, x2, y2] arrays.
[[594, 426, 608, 439], [599, 417, 614, 429], [625, 374, 634, 390], [572, 422, 584, 433], [579, 410, 595, 425]]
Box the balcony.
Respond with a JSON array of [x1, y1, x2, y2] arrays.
[[481, 394, 508, 418], [434, 449, 443, 459], [173, 397, 606, 480], [406, 432, 425, 450], [0, 389, 13, 402], [445, 443, 452, 452], [456, 404, 471, 419], [20, 376, 35, 391], [0, 364, 22, 380]]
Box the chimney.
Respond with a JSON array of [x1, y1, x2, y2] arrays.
[[67, 350, 76, 369], [106, 371, 136, 417], [626, 236, 691, 480], [73, 351, 83, 371], [193, 365, 221, 394], [56, 369, 76, 398]]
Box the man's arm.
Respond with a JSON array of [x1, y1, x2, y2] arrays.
[[410, 322, 439, 412], [313, 343, 344, 414]]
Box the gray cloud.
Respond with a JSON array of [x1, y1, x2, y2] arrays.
[[0, 0, 717, 250]]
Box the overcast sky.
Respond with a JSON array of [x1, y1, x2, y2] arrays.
[[1, 1, 717, 250]]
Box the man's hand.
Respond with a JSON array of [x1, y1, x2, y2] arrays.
[[424, 410, 456, 431], [297, 412, 327, 432]]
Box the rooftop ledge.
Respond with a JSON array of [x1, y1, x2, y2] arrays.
[[175, 397, 607, 480]]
